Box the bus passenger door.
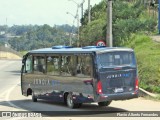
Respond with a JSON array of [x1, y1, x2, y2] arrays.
[[21, 55, 33, 96], [32, 56, 47, 96]]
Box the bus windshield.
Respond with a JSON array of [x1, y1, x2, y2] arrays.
[[97, 51, 136, 68]]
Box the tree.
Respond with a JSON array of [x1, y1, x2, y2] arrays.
[[80, 0, 157, 46], [8, 24, 75, 51]]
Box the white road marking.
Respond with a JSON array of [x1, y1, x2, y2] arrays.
[[0, 89, 10, 101], [0, 82, 27, 120], [5, 84, 23, 110], [0, 90, 9, 97]]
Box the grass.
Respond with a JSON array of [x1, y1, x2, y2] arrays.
[[125, 34, 160, 94]]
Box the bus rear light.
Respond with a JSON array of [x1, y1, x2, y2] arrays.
[[135, 77, 139, 91], [97, 81, 102, 94]]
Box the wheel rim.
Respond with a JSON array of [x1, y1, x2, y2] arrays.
[[32, 92, 37, 102], [67, 94, 73, 107]]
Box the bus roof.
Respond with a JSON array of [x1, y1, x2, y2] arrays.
[[28, 46, 134, 54]]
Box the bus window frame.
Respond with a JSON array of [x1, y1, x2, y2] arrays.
[[97, 51, 136, 68], [46, 54, 61, 76], [23, 53, 94, 78], [46, 53, 94, 78], [32, 54, 47, 74], [22, 54, 33, 74], [25, 55, 33, 73]]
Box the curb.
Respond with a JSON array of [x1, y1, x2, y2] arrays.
[[150, 36, 160, 43], [139, 87, 158, 98]]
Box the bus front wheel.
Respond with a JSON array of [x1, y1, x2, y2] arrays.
[[98, 101, 112, 107], [32, 92, 37, 102]]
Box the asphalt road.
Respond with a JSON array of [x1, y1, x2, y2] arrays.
[[0, 60, 20, 93], [0, 59, 160, 120]]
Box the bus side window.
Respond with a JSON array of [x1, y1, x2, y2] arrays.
[[70, 55, 78, 76], [47, 56, 60, 76], [77, 55, 92, 77], [33, 56, 46, 74], [25, 56, 33, 73], [61, 56, 72, 76]]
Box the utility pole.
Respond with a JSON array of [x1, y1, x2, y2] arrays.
[[88, 0, 91, 23], [80, 0, 85, 19], [81, 3, 84, 19], [106, 0, 113, 47], [75, 6, 80, 47], [68, 0, 86, 46], [70, 19, 76, 46], [66, 11, 79, 46], [77, 14, 80, 47]]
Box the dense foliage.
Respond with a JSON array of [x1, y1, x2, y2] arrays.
[[126, 35, 160, 93], [0, 24, 77, 51], [80, 0, 157, 46]]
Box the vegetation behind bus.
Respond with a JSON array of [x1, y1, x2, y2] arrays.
[[125, 34, 160, 94], [80, 0, 157, 46]]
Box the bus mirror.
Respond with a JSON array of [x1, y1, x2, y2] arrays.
[[22, 59, 25, 64], [21, 64, 25, 73], [22, 55, 26, 63]]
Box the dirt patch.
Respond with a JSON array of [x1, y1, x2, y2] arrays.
[[150, 35, 160, 43]]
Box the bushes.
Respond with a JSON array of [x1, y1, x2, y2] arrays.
[[126, 34, 160, 93]]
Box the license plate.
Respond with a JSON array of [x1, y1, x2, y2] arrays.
[[114, 88, 124, 93]]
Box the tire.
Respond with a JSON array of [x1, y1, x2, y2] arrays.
[[66, 93, 81, 109], [98, 101, 112, 107], [32, 92, 37, 102]]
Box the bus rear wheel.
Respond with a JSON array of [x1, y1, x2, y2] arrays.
[[66, 93, 81, 109], [32, 92, 37, 102], [98, 101, 112, 107]]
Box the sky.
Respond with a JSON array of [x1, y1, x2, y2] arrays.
[[0, 0, 102, 27]]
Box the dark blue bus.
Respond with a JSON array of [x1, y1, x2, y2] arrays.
[[21, 46, 138, 108]]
